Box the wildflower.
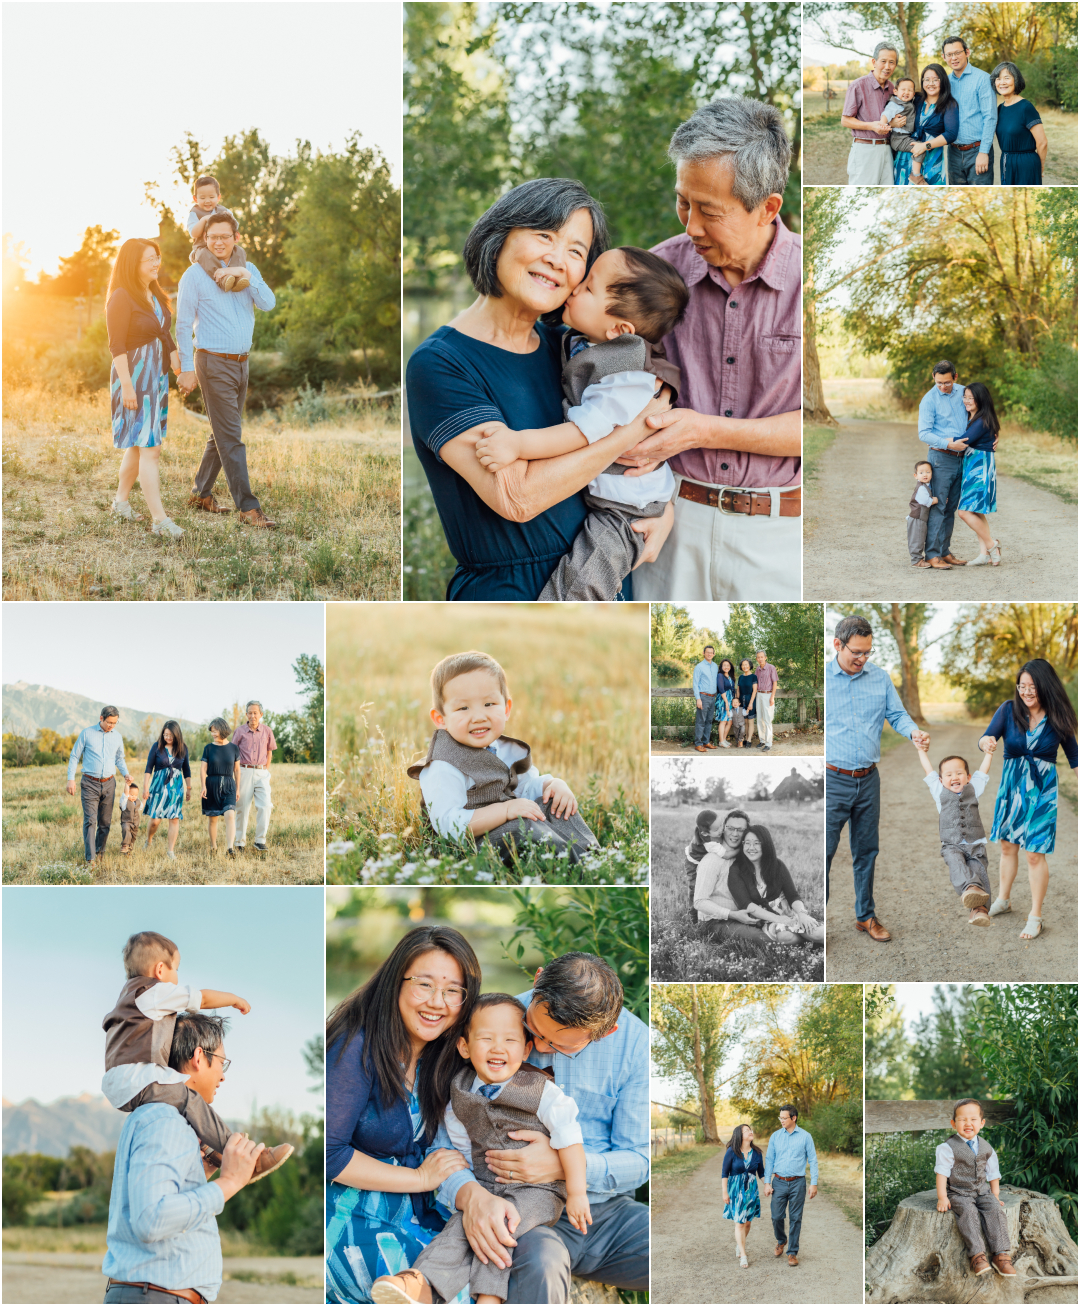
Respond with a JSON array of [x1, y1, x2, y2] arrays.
[[327, 840, 355, 856]]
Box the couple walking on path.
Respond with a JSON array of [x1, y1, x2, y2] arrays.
[[693, 646, 779, 751]]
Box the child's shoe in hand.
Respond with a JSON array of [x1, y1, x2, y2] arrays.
[[247, 1142, 295, 1183], [231, 273, 251, 292]]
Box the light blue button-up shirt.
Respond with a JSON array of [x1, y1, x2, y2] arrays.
[[765, 1124, 819, 1185], [434, 989, 649, 1209], [692, 659, 719, 696], [67, 722, 129, 783], [102, 1104, 226, 1300], [175, 262, 276, 371], [918, 383, 969, 450], [949, 63, 996, 152], [826, 656, 917, 769]]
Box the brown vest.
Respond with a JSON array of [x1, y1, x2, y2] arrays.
[[909, 487, 930, 521], [939, 782, 986, 848], [449, 1062, 565, 1200], [406, 730, 534, 810], [103, 976, 174, 1071], [945, 1133, 993, 1196]]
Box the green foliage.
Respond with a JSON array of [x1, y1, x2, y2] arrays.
[[865, 984, 913, 1100], [799, 1098, 863, 1155], [3, 1148, 115, 1228], [997, 338, 1078, 443], [909, 985, 992, 1101], [501, 886, 648, 1022], [942, 602, 1077, 716], [865, 1129, 954, 1245], [804, 3, 930, 74], [267, 654, 325, 764]]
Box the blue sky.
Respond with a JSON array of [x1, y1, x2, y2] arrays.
[[3, 886, 324, 1116]]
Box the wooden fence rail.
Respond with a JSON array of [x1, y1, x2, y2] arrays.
[[865, 1099, 1016, 1133]]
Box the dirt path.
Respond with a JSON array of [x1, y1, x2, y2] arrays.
[[825, 722, 1078, 981], [651, 1150, 863, 1304], [804, 420, 1077, 600], [651, 733, 823, 756], [2, 1253, 323, 1303]]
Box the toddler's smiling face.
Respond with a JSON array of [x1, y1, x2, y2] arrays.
[[432, 669, 511, 749]]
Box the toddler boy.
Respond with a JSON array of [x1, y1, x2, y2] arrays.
[[119, 780, 142, 854], [685, 809, 720, 920], [372, 994, 589, 1305], [102, 930, 292, 1181], [474, 246, 689, 601], [907, 460, 938, 566], [916, 745, 994, 925], [188, 174, 250, 291], [406, 651, 599, 865], [877, 77, 924, 181], [935, 1098, 1016, 1278]]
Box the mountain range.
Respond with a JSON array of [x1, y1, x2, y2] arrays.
[[2, 1094, 243, 1157], [2, 682, 203, 739]]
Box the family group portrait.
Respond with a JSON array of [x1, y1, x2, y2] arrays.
[[2, 2, 401, 602], [325, 885, 649, 1305], [803, 185, 1078, 600], [2, 602, 325, 885], [865, 982, 1078, 1303], [651, 602, 825, 756], [651, 983, 863, 1304], [650, 755, 826, 984], [823, 603, 1077, 983], [324, 601, 649, 887], [802, 1, 1078, 187], [1, 885, 326, 1305], [403, 1, 802, 603]]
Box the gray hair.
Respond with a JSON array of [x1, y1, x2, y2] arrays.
[[872, 41, 900, 60], [208, 717, 230, 739], [668, 97, 791, 213], [835, 614, 873, 643], [756, 648, 768, 656], [245, 700, 263, 711], [169, 1012, 226, 1071], [100, 705, 119, 720]]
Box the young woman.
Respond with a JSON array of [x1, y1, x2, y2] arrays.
[[729, 826, 825, 944], [325, 926, 481, 1304], [980, 660, 1078, 940], [721, 1123, 764, 1268], [956, 382, 1000, 566], [714, 658, 736, 749], [898, 63, 958, 186], [106, 238, 183, 536], [737, 659, 758, 748], [991, 61, 1047, 185], [200, 717, 241, 857], [143, 721, 191, 859]]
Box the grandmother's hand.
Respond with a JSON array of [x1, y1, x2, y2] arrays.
[[630, 501, 674, 568]]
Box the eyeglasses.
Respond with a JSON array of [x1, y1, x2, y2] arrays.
[[207, 1052, 231, 1073], [402, 977, 467, 1009], [840, 641, 874, 663], [523, 1011, 589, 1059]]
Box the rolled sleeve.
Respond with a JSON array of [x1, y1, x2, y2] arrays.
[[67, 732, 85, 783], [918, 392, 949, 448], [934, 1142, 955, 1177], [433, 1121, 477, 1212], [977, 80, 996, 153], [805, 1133, 818, 1186], [583, 1022, 649, 1195], [566, 372, 656, 443], [246, 263, 275, 312], [764, 1136, 776, 1183], [537, 1083, 585, 1151]]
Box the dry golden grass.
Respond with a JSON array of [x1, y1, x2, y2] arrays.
[[2, 763, 323, 884], [2, 386, 400, 600]]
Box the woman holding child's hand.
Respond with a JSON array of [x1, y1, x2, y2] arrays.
[[407, 177, 674, 600]]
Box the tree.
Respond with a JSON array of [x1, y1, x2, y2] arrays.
[[267, 654, 325, 763], [142, 181, 192, 289], [835, 602, 938, 723], [942, 602, 1078, 715], [943, 1, 1077, 66], [748, 603, 826, 701], [909, 984, 992, 1100], [865, 984, 914, 1099], [804, 3, 930, 78], [51, 225, 119, 329], [723, 604, 757, 665]]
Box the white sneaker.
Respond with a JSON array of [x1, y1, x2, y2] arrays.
[[151, 517, 184, 538], [111, 500, 143, 522]]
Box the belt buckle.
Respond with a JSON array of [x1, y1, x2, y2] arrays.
[[716, 487, 736, 515]]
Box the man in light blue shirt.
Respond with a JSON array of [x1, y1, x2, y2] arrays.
[[763, 1104, 819, 1265], [432, 953, 648, 1303], [917, 360, 974, 568], [944, 35, 996, 184], [103, 1013, 263, 1304], [825, 615, 928, 942], [176, 211, 277, 528], [66, 705, 129, 864], [692, 645, 719, 751]]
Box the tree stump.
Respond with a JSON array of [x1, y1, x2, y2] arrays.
[[569, 1276, 621, 1303], [866, 1186, 1078, 1304]]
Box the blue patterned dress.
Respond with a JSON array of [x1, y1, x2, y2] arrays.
[[722, 1145, 763, 1223], [144, 748, 187, 821], [111, 296, 169, 450], [893, 97, 957, 185], [990, 719, 1060, 854], [325, 1084, 469, 1304], [714, 674, 734, 723], [957, 449, 996, 513]]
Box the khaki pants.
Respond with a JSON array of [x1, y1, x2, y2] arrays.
[[846, 140, 895, 185], [756, 695, 775, 747], [236, 767, 271, 845]]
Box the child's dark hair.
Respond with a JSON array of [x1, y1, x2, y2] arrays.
[[937, 755, 970, 777], [914, 460, 932, 473], [896, 76, 916, 91], [467, 992, 528, 1033], [952, 1097, 983, 1119], [606, 247, 690, 343], [194, 174, 221, 196], [696, 808, 718, 831]]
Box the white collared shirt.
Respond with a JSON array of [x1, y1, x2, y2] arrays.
[[935, 1137, 1001, 1181]]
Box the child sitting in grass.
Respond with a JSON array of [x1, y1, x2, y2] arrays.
[[101, 930, 293, 1183], [372, 994, 589, 1305], [188, 174, 250, 291], [916, 742, 995, 926], [474, 247, 689, 601], [935, 1098, 1016, 1278], [406, 651, 599, 865]]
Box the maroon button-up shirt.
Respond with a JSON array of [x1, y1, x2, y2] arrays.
[[651, 220, 801, 489], [842, 72, 895, 141], [232, 722, 277, 767]]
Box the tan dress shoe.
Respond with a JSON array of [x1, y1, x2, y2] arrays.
[[705, 743, 718, 749], [695, 745, 707, 753], [239, 508, 278, 530], [189, 493, 232, 513], [855, 915, 892, 942], [774, 1241, 787, 1257], [928, 557, 953, 569], [942, 553, 967, 566], [971, 1253, 991, 1275], [788, 1254, 799, 1266]]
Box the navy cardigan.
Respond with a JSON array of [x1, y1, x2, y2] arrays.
[[722, 1145, 765, 1179], [985, 702, 1078, 769], [728, 855, 800, 911], [961, 416, 997, 454], [144, 744, 191, 779], [106, 288, 176, 360]]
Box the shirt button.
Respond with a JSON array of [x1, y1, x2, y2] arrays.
[[725, 410, 733, 417], [726, 357, 735, 364], [721, 462, 729, 470], [730, 301, 738, 308]]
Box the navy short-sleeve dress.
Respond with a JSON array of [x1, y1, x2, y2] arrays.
[[995, 98, 1042, 185], [406, 322, 631, 600]]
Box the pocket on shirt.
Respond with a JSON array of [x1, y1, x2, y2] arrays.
[[566, 1087, 616, 1138], [761, 335, 800, 353]]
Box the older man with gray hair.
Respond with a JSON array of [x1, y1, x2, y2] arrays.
[[626, 96, 801, 601], [231, 701, 277, 853], [840, 43, 907, 185]]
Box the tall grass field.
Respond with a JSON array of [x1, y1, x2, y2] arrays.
[[326, 603, 650, 885], [650, 803, 825, 981], [2, 387, 400, 600], [2, 763, 324, 884]]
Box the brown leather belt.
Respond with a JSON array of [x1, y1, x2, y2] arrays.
[[107, 1281, 207, 1304], [827, 763, 877, 778], [954, 141, 980, 151], [854, 138, 890, 145], [240, 763, 267, 769], [679, 481, 802, 517], [196, 348, 249, 361], [773, 1174, 806, 1182]]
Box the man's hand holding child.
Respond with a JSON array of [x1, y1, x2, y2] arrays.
[[542, 778, 578, 818]]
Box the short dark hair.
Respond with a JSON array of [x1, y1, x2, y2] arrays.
[[896, 76, 917, 90], [952, 1097, 983, 1119], [941, 35, 968, 53], [704, 645, 715, 653], [204, 210, 238, 236], [208, 717, 230, 740], [932, 360, 957, 377], [605, 247, 689, 344], [169, 1012, 227, 1072], [835, 614, 872, 644], [914, 460, 932, 472], [194, 174, 221, 196], [533, 952, 622, 1040], [696, 808, 718, 831], [467, 992, 528, 1034], [462, 179, 608, 308], [100, 705, 119, 720], [779, 1103, 798, 1120], [990, 61, 1026, 93], [720, 809, 750, 836], [937, 754, 970, 777]]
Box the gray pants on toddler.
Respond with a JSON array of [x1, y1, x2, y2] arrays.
[[941, 841, 991, 897], [191, 243, 248, 277], [484, 796, 599, 867], [122, 1081, 233, 1154], [906, 514, 927, 563], [539, 493, 669, 601], [948, 1186, 1010, 1259]]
